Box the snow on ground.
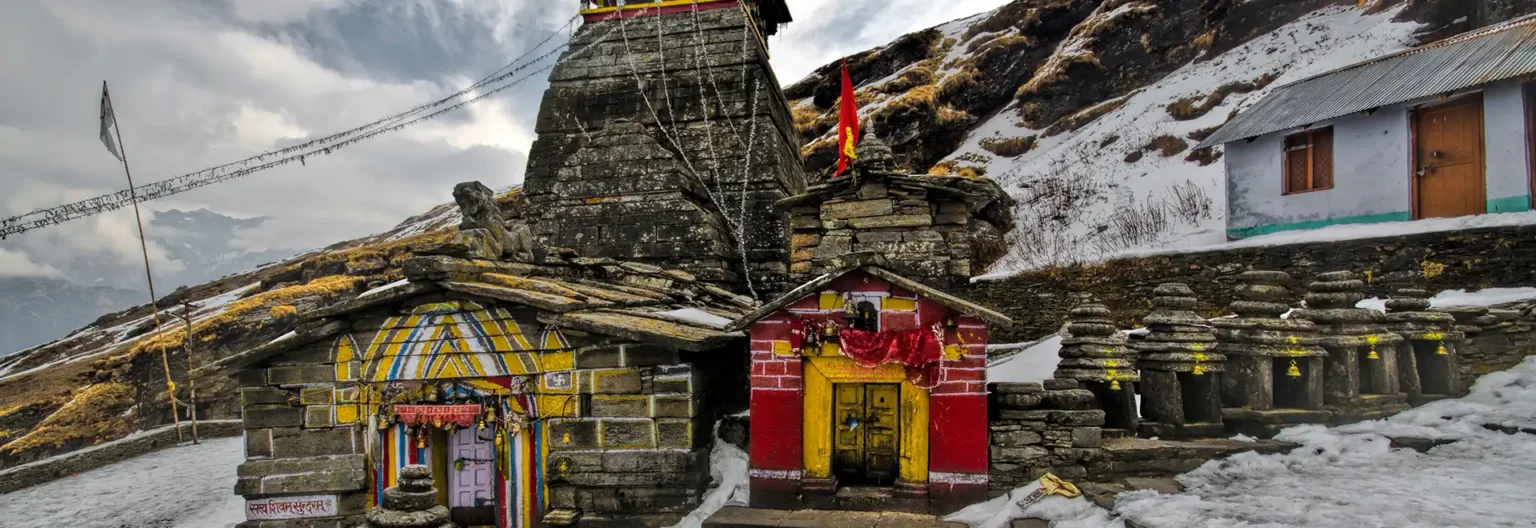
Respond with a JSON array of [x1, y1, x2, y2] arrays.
[[969, 5, 1423, 276], [987, 336, 1064, 383], [656, 308, 735, 329], [1358, 287, 1536, 312], [0, 437, 244, 528], [665, 424, 749, 528], [949, 356, 1536, 528]]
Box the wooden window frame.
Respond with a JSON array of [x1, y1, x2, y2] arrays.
[[1282, 127, 1335, 195]]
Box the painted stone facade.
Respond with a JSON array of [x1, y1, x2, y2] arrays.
[[735, 266, 1009, 515], [523, 0, 804, 296], [220, 254, 753, 528]]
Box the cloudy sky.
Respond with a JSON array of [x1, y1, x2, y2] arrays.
[[0, 0, 1006, 289]]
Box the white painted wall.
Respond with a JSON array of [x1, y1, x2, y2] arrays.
[[1225, 80, 1533, 238], [1486, 79, 1532, 211]]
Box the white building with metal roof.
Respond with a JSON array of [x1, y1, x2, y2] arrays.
[[1201, 15, 1536, 239]]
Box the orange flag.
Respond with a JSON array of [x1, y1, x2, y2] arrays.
[[835, 59, 859, 176]]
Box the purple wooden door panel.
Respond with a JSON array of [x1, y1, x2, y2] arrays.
[[449, 427, 496, 508]]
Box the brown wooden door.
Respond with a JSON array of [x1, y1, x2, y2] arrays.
[[831, 383, 901, 485], [862, 383, 900, 484], [832, 383, 865, 482], [1414, 95, 1485, 219]]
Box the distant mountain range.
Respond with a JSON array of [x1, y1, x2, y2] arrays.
[[0, 208, 299, 356]]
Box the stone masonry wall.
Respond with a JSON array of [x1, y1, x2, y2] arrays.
[[235, 339, 370, 528], [525, 7, 806, 297], [965, 223, 1536, 353], [789, 179, 978, 290], [987, 380, 1105, 495], [543, 343, 712, 528]]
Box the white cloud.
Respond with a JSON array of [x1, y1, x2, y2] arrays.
[[0, 248, 63, 278], [769, 0, 1010, 84]]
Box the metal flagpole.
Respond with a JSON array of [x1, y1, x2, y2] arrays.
[[105, 81, 183, 442]]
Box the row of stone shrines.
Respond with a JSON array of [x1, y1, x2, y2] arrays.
[[1050, 270, 1465, 439]]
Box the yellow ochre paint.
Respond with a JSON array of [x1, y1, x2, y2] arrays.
[[819, 292, 844, 310], [803, 361, 833, 479], [773, 341, 794, 357], [898, 381, 929, 484], [802, 357, 929, 482], [882, 297, 917, 311]]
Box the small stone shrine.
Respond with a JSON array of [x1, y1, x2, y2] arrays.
[[728, 259, 1012, 515], [361, 465, 454, 528], [1293, 271, 1408, 416], [1052, 301, 1139, 434], [1211, 271, 1328, 436], [1133, 283, 1224, 438], [1383, 285, 1464, 404], [777, 131, 1016, 290]]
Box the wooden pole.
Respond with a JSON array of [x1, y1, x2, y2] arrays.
[[181, 301, 201, 445], [108, 81, 183, 442]]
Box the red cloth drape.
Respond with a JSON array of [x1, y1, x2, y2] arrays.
[[838, 327, 943, 388]]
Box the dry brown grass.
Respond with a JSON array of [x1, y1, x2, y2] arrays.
[[967, 34, 1035, 55], [927, 161, 987, 178], [1044, 93, 1134, 137], [1166, 73, 1277, 121], [124, 274, 368, 360], [979, 136, 1037, 158], [938, 67, 978, 99], [936, 104, 970, 126], [792, 104, 827, 140], [1143, 135, 1190, 157], [1185, 147, 1223, 166], [0, 381, 137, 456]]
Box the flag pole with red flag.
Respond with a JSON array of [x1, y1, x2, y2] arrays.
[[835, 59, 859, 177]]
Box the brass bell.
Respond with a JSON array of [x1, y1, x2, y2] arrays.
[[1286, 359, 1301, 378], [1367, 345, 1381, 360], [1192, 364, 1206, 376], [1436, 341, 1448, 356], [1109, 379, 1121, 391]]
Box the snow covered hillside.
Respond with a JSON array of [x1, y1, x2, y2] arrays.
[[956, 4, 1422, 273]]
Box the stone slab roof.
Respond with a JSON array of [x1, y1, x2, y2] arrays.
[[200, 254, 757, 375]]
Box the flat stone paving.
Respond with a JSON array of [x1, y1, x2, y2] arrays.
[[703, 506, 967, 528]]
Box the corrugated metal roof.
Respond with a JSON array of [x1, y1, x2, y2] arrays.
[[1199, 14, 1536, 148]]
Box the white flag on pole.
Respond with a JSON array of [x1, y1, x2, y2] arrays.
[[100, 81, 122, 161]]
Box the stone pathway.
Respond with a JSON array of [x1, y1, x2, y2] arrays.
[[703, 506, 966, 528]]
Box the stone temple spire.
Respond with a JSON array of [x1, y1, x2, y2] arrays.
[[1053, 301, 1139, 432], [1134, 283, 1224, 437]]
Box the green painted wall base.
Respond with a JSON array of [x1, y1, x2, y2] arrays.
[[1487, 195, 1531, 214], [1227, 212, 1412, 239]]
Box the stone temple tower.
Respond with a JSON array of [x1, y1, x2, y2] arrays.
[[523, 0, 803, 298]]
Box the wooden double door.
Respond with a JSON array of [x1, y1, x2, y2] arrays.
[[1414, 95, 1486, 219], [832, 383, 900, 486]]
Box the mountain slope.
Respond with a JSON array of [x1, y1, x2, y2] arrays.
[[0, 278, 141, 358], [786, 0, 1533, 274]]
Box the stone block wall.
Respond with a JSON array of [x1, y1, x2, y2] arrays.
[[789, 181, 976, 289], [544, 346, 712, 527], [524, 6, 806, 296], [235, 339, 370, 528], [986, 380, 1105, 495]]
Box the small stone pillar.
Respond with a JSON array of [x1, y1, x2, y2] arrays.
[[1134, 283, 1224, 438], [1293, 271, 1406, 414], [361, 465, 454, 528], [1212, 271, 1327, 413], [1053, 302, 1139, 434], [1384, 287, 1464, 403]]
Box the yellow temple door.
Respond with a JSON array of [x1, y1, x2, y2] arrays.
[[832, 383, 901, 486]]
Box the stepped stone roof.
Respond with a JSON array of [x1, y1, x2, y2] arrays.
[[201, 254, 757, 375]]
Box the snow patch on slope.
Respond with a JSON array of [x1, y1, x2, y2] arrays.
[[967, 5, 1422, 275]]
